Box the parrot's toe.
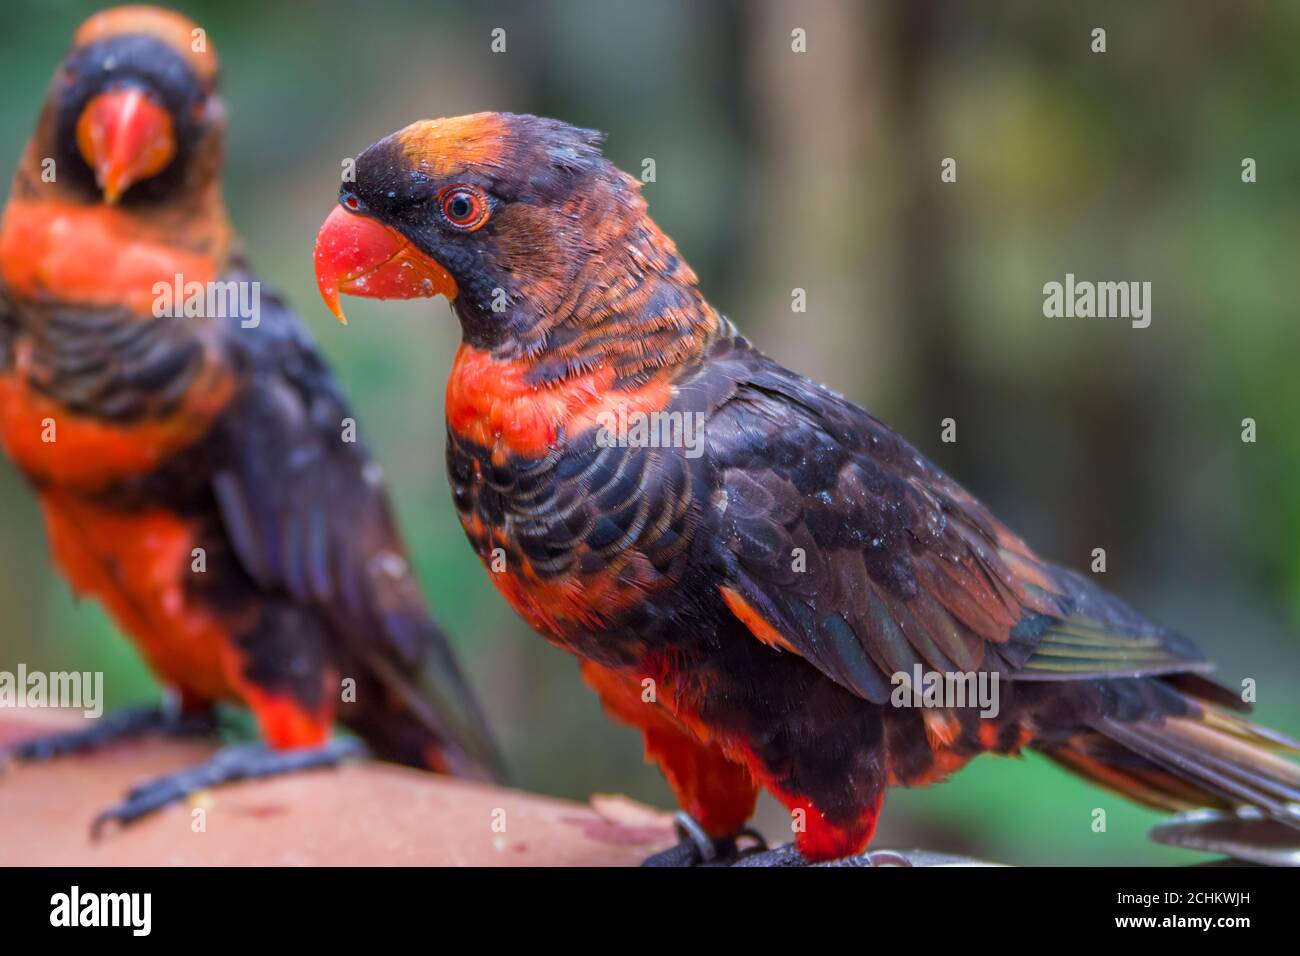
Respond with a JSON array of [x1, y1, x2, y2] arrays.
[[89, 737, 367, 838], [1, 704, 218, 767]]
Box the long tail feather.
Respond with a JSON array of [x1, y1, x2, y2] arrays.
[[1038, 686, 1300, 863]]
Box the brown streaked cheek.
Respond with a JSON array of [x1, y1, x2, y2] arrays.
[[491, 204, 577, 297]]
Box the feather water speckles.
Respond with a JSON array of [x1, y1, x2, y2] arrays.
[[322, 113, 1300, 862]]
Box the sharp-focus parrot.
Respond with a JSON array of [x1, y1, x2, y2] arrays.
[[313, 111, 1298, 865]]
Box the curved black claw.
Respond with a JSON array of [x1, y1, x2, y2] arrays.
[[641, 812, 766, 867], [734, 843, 915, 867], [90, 736, 368, 839], [1, 705, 218, 767]]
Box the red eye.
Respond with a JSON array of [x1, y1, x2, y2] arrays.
[[344, 196, 360, 210], [439, 185, 489, 231]]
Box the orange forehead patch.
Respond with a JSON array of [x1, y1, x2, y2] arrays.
[[394, 113, 511, 179], [74, 5, 219, 84]]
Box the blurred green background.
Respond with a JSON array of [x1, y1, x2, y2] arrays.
[[2, 0, 1298, 865]]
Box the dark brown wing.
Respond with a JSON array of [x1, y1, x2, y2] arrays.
[[208, 263, 502, 779], [699, 339, 1213, 704]]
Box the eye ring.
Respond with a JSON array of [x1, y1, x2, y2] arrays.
[[343, 195, 360, 211], [438, 184, 489, 232]]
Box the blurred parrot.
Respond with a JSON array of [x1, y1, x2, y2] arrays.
[[0, 8, 502, 830], [312, 111, 1300, 866]]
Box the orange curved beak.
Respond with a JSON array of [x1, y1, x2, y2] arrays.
[[75, 87, 175, 204], [313, 205, 458, 324]]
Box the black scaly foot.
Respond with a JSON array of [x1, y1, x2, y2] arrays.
[[90, 737, 368, 838], [733, 843, 915, 867], [1, 704, 218, 765]]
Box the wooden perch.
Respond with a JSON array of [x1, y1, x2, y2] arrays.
[[0, 710, 676, 866]]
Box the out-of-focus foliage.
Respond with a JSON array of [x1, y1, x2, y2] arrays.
[[1, 0, 1296, 865]]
